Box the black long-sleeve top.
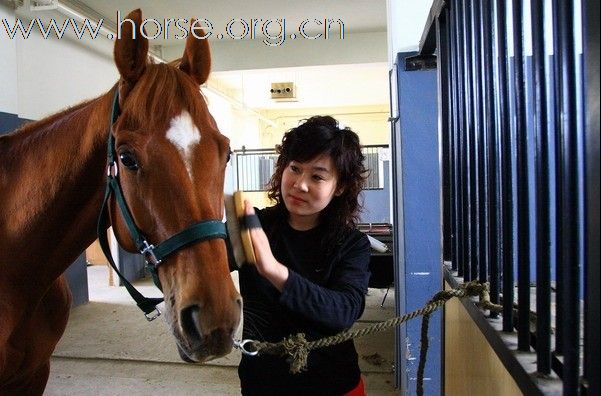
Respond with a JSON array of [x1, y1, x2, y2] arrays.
[[238, 206, 371, 396]]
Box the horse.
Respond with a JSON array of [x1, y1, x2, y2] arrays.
[[0, 9, 241, 394]]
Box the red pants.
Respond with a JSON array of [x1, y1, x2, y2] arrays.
[[344, 377, 366, 396]]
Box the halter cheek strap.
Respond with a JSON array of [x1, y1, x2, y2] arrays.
[[97, 89, 227, 321]]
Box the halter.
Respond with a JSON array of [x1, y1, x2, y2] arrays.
[[97, 89, 228, 321]]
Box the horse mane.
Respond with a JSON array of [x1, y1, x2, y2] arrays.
[[0, 88, 115, 164], [167, 57, 182, 68], [6, 100, 93, 138]]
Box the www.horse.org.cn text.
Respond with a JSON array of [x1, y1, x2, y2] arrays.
[[2, 12, 345, 47]]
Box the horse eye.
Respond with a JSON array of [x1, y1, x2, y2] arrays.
[[119, 152, 139, 170]]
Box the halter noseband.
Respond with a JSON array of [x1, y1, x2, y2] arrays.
[[97, 89, 228, 321]]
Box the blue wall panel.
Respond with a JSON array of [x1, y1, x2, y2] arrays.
[[396, 52, 441, 395], [361, 160, 391, 224], [0, 111, 29, 135]]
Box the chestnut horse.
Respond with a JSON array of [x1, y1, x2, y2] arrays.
[[0, 9, 241, 394]]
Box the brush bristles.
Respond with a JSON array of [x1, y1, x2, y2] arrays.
[[225, 194, 246, 267], [224, 192, 257, 266]]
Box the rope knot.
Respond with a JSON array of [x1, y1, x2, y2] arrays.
[[282, 333, 310, 374], [461, 280, 488, 297], [430, 289, 458, 303]]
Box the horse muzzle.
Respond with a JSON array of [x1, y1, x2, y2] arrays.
[[175, 297, 242, 362]]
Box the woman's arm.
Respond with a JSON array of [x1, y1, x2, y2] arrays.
[[245, 201, 370, 331], [278, 234, 370, 331], [244, 201, 289, 291]]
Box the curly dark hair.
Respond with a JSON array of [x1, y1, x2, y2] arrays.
[[266, 115, 368, 248]]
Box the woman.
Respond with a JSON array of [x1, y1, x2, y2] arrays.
[[238, 116, 371, 395]]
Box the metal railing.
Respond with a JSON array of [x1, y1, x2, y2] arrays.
[[425, 0, 599, 394], [233, 145, 387, 192]]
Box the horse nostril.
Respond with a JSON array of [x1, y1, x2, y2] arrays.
[[181, 305, 202, 342], [236, 297, 242, 309]]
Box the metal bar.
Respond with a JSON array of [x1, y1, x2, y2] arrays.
[[530, 0, 552, 374], [460, 0, 472, 281], [233, 148, 279, 154], [235, 154, 241, 191], [438, 8, 453, 264], [462, 0, 475, 282], [448, 3, 459, 272], [511, 0, 531, 351], [468, 0, 481, 282], [496, 0, 515, 332], [583, 40, 601, 396], [583, 0, 600, 392], [451, 0, 465, 276], [390, 55, 407, 391], [472, 0, 488, 284], [240, 155, 247, 190], [482, 0, 500, 314], [457, 0, 466, 278], [253, 153, 258, 190], [555, 0, 581, 392], [551, 0, 565, 356]]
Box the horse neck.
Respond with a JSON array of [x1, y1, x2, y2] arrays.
[[0, 91, 113, 287]]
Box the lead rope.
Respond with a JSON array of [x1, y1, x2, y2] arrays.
[[237, 281, 502, 396]]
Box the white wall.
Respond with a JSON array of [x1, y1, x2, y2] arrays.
[[12, 9, 117, 120], [204, 88, 262, 149], [0, 6, 118, 120], [259, 105, 389, 149], [1, 4, 19, 115], [163, 31, 388, 71], [16, 37, 117, 120], [386, 0, 432, 65]]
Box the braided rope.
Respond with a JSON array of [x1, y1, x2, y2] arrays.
[[252, 280, 502, 388]]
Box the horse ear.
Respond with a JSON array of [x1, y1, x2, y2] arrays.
[[179, 21, 211, 85], [114, 9, 148, 86]]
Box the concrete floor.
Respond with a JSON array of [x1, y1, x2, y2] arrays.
[[45, 266, 398, 395]]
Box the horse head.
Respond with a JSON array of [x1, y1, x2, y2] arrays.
[[109, 9, 241, 362]]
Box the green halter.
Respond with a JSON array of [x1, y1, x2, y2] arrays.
[[97, 89, 228, 321]]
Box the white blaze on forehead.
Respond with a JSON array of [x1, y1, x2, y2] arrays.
[[166, 111, 201, 177]]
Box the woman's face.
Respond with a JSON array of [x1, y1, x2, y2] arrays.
[[281, 154, 341, 230]]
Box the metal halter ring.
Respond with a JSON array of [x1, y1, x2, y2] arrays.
[[140, 240, 162, 266], [233, 339, 259, 356], [106, 161, 118, 178], [144, 307, 161, 322]]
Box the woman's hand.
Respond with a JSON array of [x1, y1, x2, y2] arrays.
[[244, 200, 289, 291]]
